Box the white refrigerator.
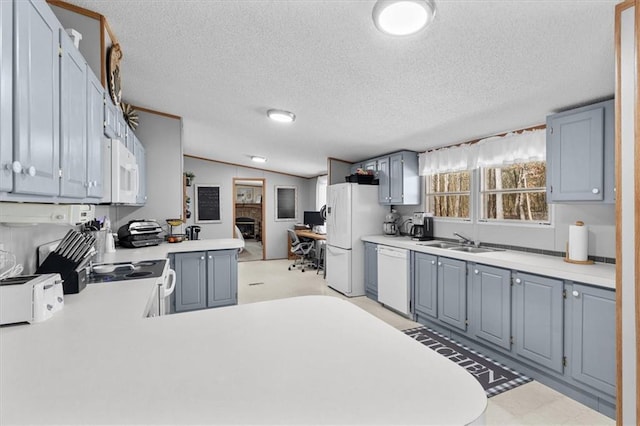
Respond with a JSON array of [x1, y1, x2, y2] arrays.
[[325, 183, 387, 296]]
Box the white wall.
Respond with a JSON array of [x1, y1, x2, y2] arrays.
[[183, 157, 315, 259]]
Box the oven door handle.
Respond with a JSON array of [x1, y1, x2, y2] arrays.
[[163, 269, 176, 298]]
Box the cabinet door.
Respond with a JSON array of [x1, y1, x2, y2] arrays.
[[363, 160, 377, 172], [414, 252, 438, 318], [174, 252, 207, 312], [513, 272, 564, 373], [388, 153, 404, 204], [86, 68, 104, 199], [103, 95, 117, 138], [206, 250, 238, 308], [0, 0, 12, 192], [547, 106, 604, 201], [377, 156, 390, 203], [437, 257, 467, 331], [570, 284, 616, 396], [13, 0, 60, 195], [59, 28, 87, 198], [363, 242, 378, 299], [470, 264, 511, 350]]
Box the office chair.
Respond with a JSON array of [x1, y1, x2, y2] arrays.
[[287, 229, 314, 272]]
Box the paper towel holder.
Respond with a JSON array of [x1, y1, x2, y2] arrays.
[[564, 221, 594, 264]]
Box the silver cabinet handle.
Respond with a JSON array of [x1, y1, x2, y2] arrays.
[[431, 260, 435, 265], [200, 256, 205, 260], [572, 290, 579, 297], [592, 188, 600, 194], [438, 261, 442, 266], [474, 269, 479, 275], [208, 255, 212, 259], [515, 278, 522, 284], [10, 161, 22, 174]]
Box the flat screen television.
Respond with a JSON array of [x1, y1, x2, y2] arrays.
[[303, 211, 324, 228]]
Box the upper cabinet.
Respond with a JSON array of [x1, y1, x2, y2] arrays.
[[349, 150, 421, 205], [13, 0, 61, 196], [546, 99, 614, 203], [86, 67, 104, 199], [0, 0, 12, 192], [131, 132, 147, 205]]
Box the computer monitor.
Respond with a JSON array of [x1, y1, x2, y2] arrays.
[[303, 211, 324, 228]]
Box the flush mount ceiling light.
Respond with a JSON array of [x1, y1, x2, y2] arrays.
[[372, 0, 436, 36], [267, 109, 296, 123], [251, 156, 267, 163]]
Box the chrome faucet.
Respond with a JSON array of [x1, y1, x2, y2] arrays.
[[453, 232, 477, 247]]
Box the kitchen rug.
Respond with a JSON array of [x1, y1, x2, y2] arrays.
[[403, 326, 532, 398]]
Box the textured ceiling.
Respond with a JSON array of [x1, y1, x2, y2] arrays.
[[66, 0, 618, 178]]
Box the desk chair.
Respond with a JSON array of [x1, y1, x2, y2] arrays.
[[287, 229, 315, 272]]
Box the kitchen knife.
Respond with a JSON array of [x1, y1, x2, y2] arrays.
[[61, 233, 84, 259], [69, 234, 91, 262], [55, 230, 76, 254]]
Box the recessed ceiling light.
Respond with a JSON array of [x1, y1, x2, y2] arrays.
[[251, 156, 267, 163], [372, 0, 436, 36], [267, 109, 296, 123]]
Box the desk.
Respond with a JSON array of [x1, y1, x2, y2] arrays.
[[288, 229, 326, 259]]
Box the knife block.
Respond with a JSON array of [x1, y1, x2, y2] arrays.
[[36, 253, 87, 294]]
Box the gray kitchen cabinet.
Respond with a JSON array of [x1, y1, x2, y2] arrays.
[[546, 99, 614, 203], [172, 250, 238, 313], [59, 28, 87, 198], [173, 252, 208, 312], [513, 272, 564, 373], [350, 159, 377, 175], [0, 0, 12, 192], [437, 257, 467, 331], [103, 95, 118, 139], [364, 242, 378, 299], [413, 252, 438, 318], [13, 0, 61, 196], [569, 283, 616, 396], [470, 264, 511, 350], [206, 250, 238, 308], [378, 151, 420, 205], [86, 66, 104, 199]]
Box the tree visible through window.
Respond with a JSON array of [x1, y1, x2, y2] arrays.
[[427, 171, 471, 219], [481, 161, 548, 222]]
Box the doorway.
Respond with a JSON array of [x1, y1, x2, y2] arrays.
[[233, 178, 266, 261]]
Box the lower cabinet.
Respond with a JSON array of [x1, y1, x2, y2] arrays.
[[171, 250, 238, 313], [513, 272, 564, 373], [413, 252, 438, 318], [363, 242, 378, 299], [569, 283, 616, 396], [469, 264, 511, 350], [437, 257, 467, 331]]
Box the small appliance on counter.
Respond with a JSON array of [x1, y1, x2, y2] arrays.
[[185, 225, 201, 240], [410, 212, 435, 241], [383, 209, 400, 236], [0, 273, 64, 325], [117, 220, 164, 248]]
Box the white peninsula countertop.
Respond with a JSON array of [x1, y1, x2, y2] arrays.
[[1, 290, 487, 424], [362, 235, 616, 290], [99, 238, 244, 263]]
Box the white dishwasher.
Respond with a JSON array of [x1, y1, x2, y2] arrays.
[[377, 245, 410, 316]]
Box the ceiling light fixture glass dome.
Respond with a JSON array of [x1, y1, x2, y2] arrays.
[[372, 0, 436, 36], [251, 156, 267, 163], [267, 109, 296, 123]]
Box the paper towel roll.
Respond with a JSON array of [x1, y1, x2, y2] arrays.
[[568, 222, 588, 261]]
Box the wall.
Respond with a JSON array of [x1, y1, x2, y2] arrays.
[[106, 109, 183, 231], [183, 156, 314, 259], [396, 200, 615, 258]]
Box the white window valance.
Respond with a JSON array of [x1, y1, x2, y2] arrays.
[[418, 129, 546, 175]]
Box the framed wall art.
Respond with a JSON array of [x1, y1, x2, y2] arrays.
[[275, 186, 297, 221]]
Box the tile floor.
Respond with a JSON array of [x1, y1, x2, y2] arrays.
[[238, 259, 615, 426]]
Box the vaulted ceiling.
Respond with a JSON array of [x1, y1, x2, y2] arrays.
[[67, 0, 618, 177]]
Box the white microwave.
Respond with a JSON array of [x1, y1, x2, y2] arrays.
[[102, 139, 139, 204]]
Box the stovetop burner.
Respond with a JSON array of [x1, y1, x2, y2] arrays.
[[87, 259, 166, 284]]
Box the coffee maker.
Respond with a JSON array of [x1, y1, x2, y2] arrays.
[[185, 225, 201, 240], [411, 212, 434, 241]]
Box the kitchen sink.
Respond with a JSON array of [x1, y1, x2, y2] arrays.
[[416, 242, 462, 249], [448, 246, 505, 253]]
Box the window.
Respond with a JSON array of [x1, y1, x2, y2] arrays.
[[426, 171, 471, 219], [480, 161, 549, 223]]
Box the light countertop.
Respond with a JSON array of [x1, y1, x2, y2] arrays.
[[98, 238, 244, 263], [362, 235, 615, 290], [0, 286, 487, 424]]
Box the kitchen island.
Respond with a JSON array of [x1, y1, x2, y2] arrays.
[[0, 286, 487, 424]]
